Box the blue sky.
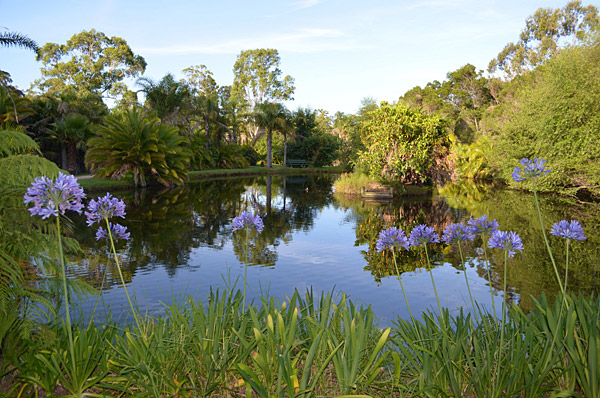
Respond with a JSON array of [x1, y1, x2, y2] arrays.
[[1, 0, 586, 114]]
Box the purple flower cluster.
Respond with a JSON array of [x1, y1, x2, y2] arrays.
[[441, 223, 475, 245], [376, 227, 410, 252], [468, 215, 499, 237], [84, 193, 130, 241], [232, 211, 264, 233], [24, 172, 85, 219], [550, 220, 586, 241], [85, 193, 126, 226], [488, 230, 524, 258], [409, 225, 439, 247], [512, 158, 550, 183], [96, 222, 131, 241]]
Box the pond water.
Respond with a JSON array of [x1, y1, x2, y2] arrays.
[[70, 174, 600, 325]]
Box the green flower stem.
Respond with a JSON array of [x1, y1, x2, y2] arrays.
[[482, 240, 497, 320], [242, 226, 250, 313], [105, 218, 142, 332], [391, 249, 416, 325], [564, 239, 570, 294], [496, 250, 509, 393], [458, 243, 478, 323], [423, 244, 443, 316], [533, 188, 566, 300], [56, 217, 77, 378], [88, 259, 108, 328]]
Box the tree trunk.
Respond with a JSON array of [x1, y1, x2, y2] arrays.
[[266, 128, 272, 168], [282, 176, 287, 211], [67, 141, 78, 174], [61, 141, 67, 170], [283, 132, 287, 167], [204, 115, 210, 149], [266, 175, 272, 214]]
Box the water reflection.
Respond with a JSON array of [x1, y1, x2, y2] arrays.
[[68, 175, 600, 321]]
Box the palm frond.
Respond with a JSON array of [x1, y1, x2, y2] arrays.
[[0, 31, 39, 52]]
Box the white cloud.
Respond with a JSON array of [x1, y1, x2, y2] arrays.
[[137, 28, 365, 55], [290, 0, 327, 10]]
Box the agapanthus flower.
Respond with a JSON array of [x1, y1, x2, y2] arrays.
[[232, 211, 264, 233], [488, 230, 524, 258], [550, 220, 586, 241], [24, 172, 85, 219], [468, 215, 499, 236], [512, 158, 550, 183], [85, 193, 127, 226], [96, 222, 130, 241], [376, 227, 410, 252], [441, 223, 475, 244], [409, 224, 439, 247]]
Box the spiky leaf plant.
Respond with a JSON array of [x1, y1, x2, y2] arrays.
[[86, 108, 191, 187]]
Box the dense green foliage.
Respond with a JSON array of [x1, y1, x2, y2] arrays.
[[496, 39, 600, 195], [359, 103, 449, 184], [85, 109, 190, 187], [34, 29, 146, 100]]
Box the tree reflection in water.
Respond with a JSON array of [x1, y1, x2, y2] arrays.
[[68, 175, 600, 315]]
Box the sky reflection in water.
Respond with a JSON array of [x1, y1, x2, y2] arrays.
[[70, 175, 600, 325]]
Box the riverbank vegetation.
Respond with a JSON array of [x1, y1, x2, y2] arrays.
[[2, 1, 600, 397], [2, 1, 598, 197]]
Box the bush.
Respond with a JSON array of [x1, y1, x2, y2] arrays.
[[495, 39, 600, 196], [239, 144, 260, 166], [86, 109, 191, 187], [358, 103, 449, 185]]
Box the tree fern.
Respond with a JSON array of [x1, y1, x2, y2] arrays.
[[0, 129, 40, 158], [0, 154, 59, 190]]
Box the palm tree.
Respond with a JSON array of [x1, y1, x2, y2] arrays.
[[137, 74, 192, 125], [49, 113, 91, 174], [194, 93, 220, 141], [1, 31, 38, 124], [0, 84, 31, 127], [85, 108, 190, 187], [280, 112, 294, 167], [255, 102, 289, 168]]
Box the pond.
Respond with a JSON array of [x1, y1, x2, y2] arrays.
[[69, 174, 600, 325]]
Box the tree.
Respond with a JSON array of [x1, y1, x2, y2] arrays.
[[194, 93, 221, 141], [34, 29, 146, 100], [233, 49, 295, 143], [137, 73, 192, 124], [0, 84, 31, 127], [182, 64, 218, 95], [254, 102, 290, 168], [359, 103, 449, 184], [85, 109, 190, 187], [22, 89, 105, 173], [48, 112, 91, 174], [218, 86, 248, 143], [1, 30, 38, 124], [489, 1, 599, 77]]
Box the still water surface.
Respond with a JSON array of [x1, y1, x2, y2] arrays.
[[71, 174, 600, 324]]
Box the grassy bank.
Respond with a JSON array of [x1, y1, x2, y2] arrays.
[[78, 166, 344, 191], [333, 172, 432, 196], [2, 288, 598, 397]]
